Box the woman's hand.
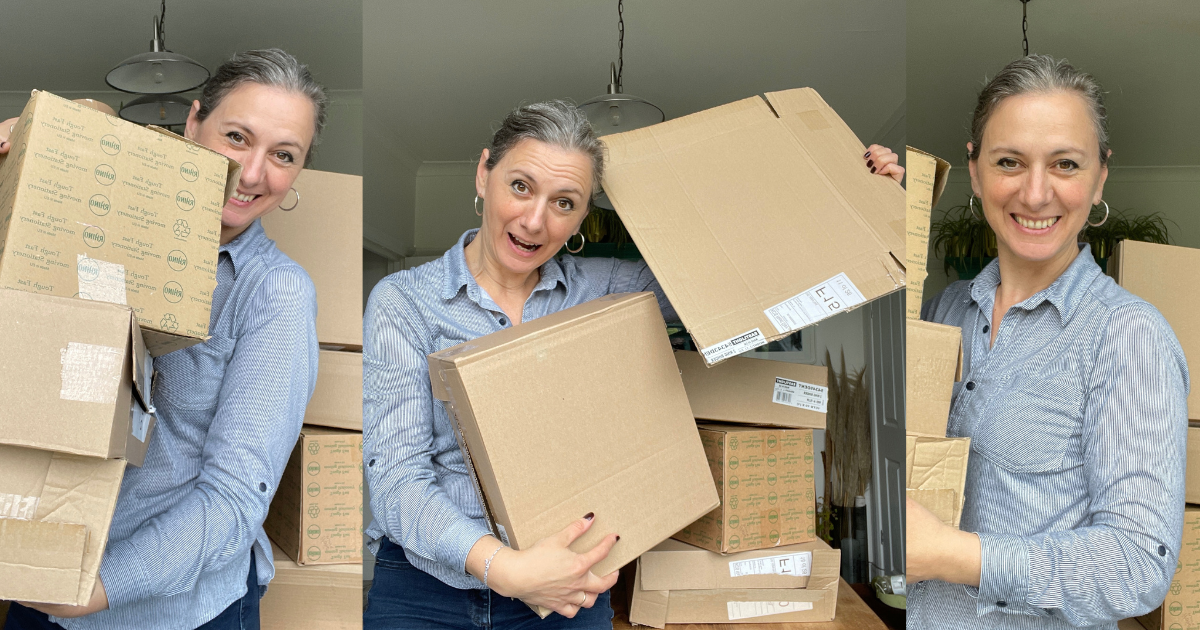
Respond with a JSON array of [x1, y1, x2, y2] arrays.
[[865, 144, 904, 183], [470, 514, 620, 618], [19, 578, 109, 618], [906, 496, 981, 586], [0, 117, 18, 154]]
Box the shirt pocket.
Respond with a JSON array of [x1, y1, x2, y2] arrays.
[[972, 366, 1085, 474], [152, 335, 236, 411]]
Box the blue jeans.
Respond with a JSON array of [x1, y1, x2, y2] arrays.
[[364, 538, 614, 630], [5, 553, 263, 630]]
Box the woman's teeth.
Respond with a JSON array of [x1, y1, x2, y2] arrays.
[[509, 233, 541, 252], [1015, 215, 1058, 230], [233, 192, 258, 203]]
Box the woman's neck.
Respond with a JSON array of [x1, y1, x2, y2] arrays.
[[463, 235, 539, 317], [994, 242, 1078, 307]]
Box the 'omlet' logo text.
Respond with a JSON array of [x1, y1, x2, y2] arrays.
[[176, 191, 195, 211], [89, 194, 111, 216], [167, 250, 188, 271], [180, 162, 199, 182], [83, 226, 105, 248], [163, 281, 183, 303], [94, 164, 116, 186], [100, 135, 121, 155]]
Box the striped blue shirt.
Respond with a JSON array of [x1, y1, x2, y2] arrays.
[[909, 244, 1189, 629], [56, 220, 319, 630], [363, 228, 674, 589]]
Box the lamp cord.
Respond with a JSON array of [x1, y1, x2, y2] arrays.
[[617, 0, 624, 92], [1021, 0, 1030, 56], [158, 0, 168, 49]]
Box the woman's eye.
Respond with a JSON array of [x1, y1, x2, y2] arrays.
[[511, 180, 528, 194], [1055, 160, 1079, 171], [275, 151, 294, 164], [556, 198, 574, 211], [226, 131, 245, 144], [997, 157, 1019, 169]]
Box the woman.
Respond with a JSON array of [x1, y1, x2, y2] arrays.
[[2, 49, 327, 630], [361, 99, 902, 628], [907, 55, 1189, 629]]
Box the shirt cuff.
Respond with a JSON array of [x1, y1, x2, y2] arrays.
[[98, 537, 154, 608], [433, 517, 494, 575], [976, 532, 1030, 616]]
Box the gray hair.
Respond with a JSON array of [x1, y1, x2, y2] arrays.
[[196, 48, 328, 165], [485, 100, 605, 201], [969, 54, 1109, 165]]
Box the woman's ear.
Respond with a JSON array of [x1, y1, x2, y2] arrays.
[[966, 142, 982, 199], [184, 100, 202, 141], [475, 149, 490, 198]]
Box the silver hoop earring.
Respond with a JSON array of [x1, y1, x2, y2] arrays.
[[566, 233, 585, 254], [278, 187, 299, 211], [474, 196, 483, 217], [1087, 200, 1109, 228], [968, 195, 982, 221]]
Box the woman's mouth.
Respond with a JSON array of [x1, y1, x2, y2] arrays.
[[1013, 214, 1060, 232], [228, 191, 261, 207], [508, 232, 542, 254]]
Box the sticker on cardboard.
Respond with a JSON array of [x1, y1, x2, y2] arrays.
[[729, 551, 813, 578], [772, 378, 828, 413], [701, 328, 767, 364], [60, 342, 123, 404], [764, 273, 866, 334], [0, 493, 39, 520], [726, 601, 814, 620]]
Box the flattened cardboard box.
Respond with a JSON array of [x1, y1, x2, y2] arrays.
[[264, 426, 363, 565], [428, 292, 720, 617], [0, 288, 155, 465], [905, 147, 951, 320], [1138, 506, 1200, 630], [0, 444, 125, 605], [906, 434, 970, 528], [640, 538, 839, 592], [906, 319, 963, 438], [601, 88, 906, 365], [1188, 426, 1200, 505], [1111, 240, 1200, 421], [261, 169, 363, 350], [0, 90, 238, 356], [303, 350, 363, 431], [260, 541, 362, 630], [629, 543, 839, 628], [673, 424, 817, 553], [674, 350, 827, 430]]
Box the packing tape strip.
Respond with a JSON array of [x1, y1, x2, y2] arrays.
[[0, 493, 39, 520], [60, 342, 124, 404], [727, 601, 814, 621], [76, 253, 127, 305]]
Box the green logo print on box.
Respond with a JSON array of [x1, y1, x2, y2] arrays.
[[307, 524, 322, 539], [306, 462, 321, 476], [94, 164, 116, 186], [83, 226, 105, 248], [163, 281, 183, 303], [307, 482, 320, 497], [89, 194, 111, 216], [167, 250, 188, 271], [176, 190, 195, 211], [180, 162, 199, 182]]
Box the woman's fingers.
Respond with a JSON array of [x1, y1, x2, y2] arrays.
[[550, 513, 596, 548], [0, 117, 19, 154], [864, 145, 904, 183], [576, 532, 619, 573]]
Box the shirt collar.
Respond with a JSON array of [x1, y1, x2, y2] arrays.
[[439, 229, 568, 302], [968, 243, 1100, 324], [220, 219, 266, 275]]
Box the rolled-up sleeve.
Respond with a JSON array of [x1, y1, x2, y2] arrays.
[[975, 302, 1189, 625], [363, 279, 491, 574]]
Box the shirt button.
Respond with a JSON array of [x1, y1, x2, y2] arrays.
[[982, 324, 990, 333], [996, 601, 1007, 607], [369, 459, 376, 467], [1159, 545, 1167, 556], [498, 317, 507, 325], [258, 482, 267, 492], [966, 381, 976, 391]]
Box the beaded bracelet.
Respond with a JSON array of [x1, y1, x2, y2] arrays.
[[483, 543, 506, 590]]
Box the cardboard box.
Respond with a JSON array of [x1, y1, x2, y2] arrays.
[[906, 434, 970, 528], [0, 288, 155, 465], [629, 540, 840, 627], [600, 88, 905, 365], [260, 169, 362, 350], [905, 147, 951, 320], [0, 444, 125, 605], [1187, 426, 1200, 505], [0, 90, 239, 356], [427, 292, 720, 599], [303, 350, 362, 431], [1137, 506, 1200, 630], [1110, 240, 1200, 422], [674, 350, 827, 430], [906, 320, 963, 438], [264, 426, 363, 565], [640, 538, 839, 591], [260, 541, 362, 630], [673, 424, 816, 553]]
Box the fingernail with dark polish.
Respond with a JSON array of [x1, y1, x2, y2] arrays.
[[867, 160, 874, 168], [615, 535, 621, 542], [864, 151, 871, 158], [870, 166, 876, 173], [584, 512, 594, 521]]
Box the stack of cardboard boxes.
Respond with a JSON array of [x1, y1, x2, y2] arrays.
[[260, 169, 364, 629], [0, 91, 234, 605]]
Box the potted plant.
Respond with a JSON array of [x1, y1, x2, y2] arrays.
[[560, 206, 642, 259], [1081, 208, 1173, 273]]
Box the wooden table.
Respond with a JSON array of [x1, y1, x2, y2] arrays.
[[612, 578, 888, 630]]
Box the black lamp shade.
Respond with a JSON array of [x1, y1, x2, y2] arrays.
[[106, 51, 209, 94]]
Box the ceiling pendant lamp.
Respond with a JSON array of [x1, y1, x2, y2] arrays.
[[106, 0, 209, 95], [119, 93, 193, 126]]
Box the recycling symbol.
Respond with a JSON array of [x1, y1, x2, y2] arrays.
[[173, 219, 191, 239], [308, 441, 320, 455], [307, 504, 321, 519], [159, 313, 179, 332], [729, 496, 739, 510]]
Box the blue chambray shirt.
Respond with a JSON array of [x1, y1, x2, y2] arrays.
[[909, 244, 1189, 629], [56, 220, 319, 630], [363, 228, 675, 589]]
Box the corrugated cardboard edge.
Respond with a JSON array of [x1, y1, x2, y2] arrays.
[[630, 563, 671, 628], [145, 125, 242, 206], [0, 519, 89, 605], [640, 539, 838, 591], [904, 147, 951, 320]]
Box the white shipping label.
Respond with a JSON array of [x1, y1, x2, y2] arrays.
[[764, 273, 866, 335], [60, 342, 124, 404], [726, 601, 814, 620], [76, 254, 128, 305], [772, 378, 828, 413], [495, 522, 511, 546], [729, 551, 813, 578], [130, 400, 151, 442], [0, 493, 39, 520], [700, 328, 767, 365]]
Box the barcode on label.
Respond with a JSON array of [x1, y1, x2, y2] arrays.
[[726, 601, 814, 620], [772, 378, 828, 413], [700, 328, 767, 365], [764, 272, 867, 335], [729, 551, 813, 577]]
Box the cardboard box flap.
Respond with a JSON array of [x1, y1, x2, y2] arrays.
[[630, 564, 671, 628], [906, 146, 951, 210], [906, 320, 964, 438], [906, 435, 970, 528], [0, 519, 89, 605], [674, 350, 827, 429], [904, 147, 951, 319], [146, 125, 242, 206], [142, 330, 206, 358], [640, 538, 838, 591]]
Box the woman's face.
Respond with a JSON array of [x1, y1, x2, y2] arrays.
[[185, 82, 316, 233], [475, 138, 592, 277], [968, 90, 1108, 265]]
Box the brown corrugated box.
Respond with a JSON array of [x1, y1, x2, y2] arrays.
[[261, 169, 362, 350], [1110, 240, 1200, 422], [264, 426, 363, 565], [601, 88, 905, 366], [904, 147, 951, 320], [906, 434, 970, 528], [1138, 506, 1200, 629], [1188, 426, 1200, 505], [0, 288, 155, 465], [674, 350, 827, 430], [427, 292, 719, 617], [673, 424, 816, 553], [0, 445, 125, 605], [302, 350, 362, 431], [260, 541, 362, 630], [0, 90, 238, 356], [906, 320, 963, 438], [629, 539, 840, 627]]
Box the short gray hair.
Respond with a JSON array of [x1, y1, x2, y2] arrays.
[[196, 48, 328, 165], [485, 100, 605, 201], [969, 54, 1109, 165]]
